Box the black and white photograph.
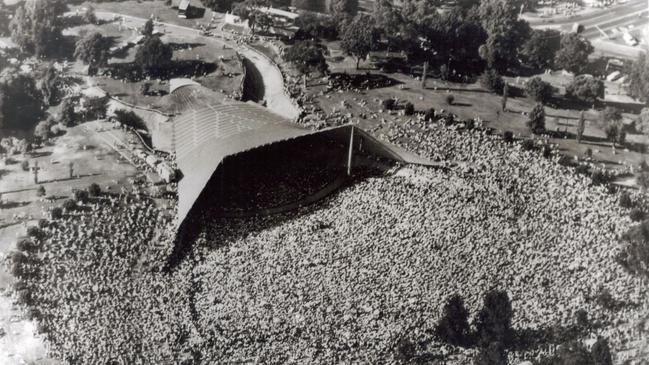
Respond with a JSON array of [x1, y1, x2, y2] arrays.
[[0, 0, 647, 363]]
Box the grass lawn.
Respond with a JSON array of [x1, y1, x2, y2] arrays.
[[308, 52, 647, 176]]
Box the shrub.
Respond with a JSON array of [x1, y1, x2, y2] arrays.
[[62, 199, 76, 211], [521, 139, 535, 151], [74, 189, 89, 203], [574, 309, 589, 329], [113, 109, 146, 130], [26, 226, 44, 240], [381, 98, 395, 110], [630, 208, 645, 222], [424, 108, 435, 121], [36, 185, 46, 197], [404, 102, 415, 116], [479, 69, 504, 94], [16, 238, 37, 253], [50, 206, 63, 219], [503, 131, 514, 143], [446, 94, 455, 105], [21, 160, 29, 171], [525, 77, 554, 103], [88, 183, 101, 197], [527, 103, 546, 134], [619, 192, 633, 208]]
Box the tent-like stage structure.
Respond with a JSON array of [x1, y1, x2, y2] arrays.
[[173, 100, 439, 228]]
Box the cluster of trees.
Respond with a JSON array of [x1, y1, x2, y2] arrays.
[[435, 291, 613, 365], [0, 68, 44, 131], [282, 41, 328, 85], [9, 0, 67, 57]]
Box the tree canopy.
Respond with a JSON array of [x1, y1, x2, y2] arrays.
[[475, 290, 514, 347], [566, 75, 604, 104], [340, 14, 378, 69], [134, 36, 173, 74], [0, 68, 44, 131], [525, 76, 554, 103], [74, 32, 111, 72], [628, 52, 649, 103], [554, 33, 593, 74], [520, 29, 561, 70], [329, 0, 358, 16], [283, 41, 328, 78], [9, 0, 67, 57], [477, 0, 531, 72], [435, 294, 472, 347]]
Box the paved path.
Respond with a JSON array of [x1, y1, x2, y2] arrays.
[[95, 11, 299, 120]]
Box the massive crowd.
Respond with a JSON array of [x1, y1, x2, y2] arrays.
[[10, 118, 649, 363]]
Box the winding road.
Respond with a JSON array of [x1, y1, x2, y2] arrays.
[[95, 11, 300, 120]]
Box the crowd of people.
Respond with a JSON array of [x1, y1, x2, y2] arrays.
[[9, 113, 649, 363]]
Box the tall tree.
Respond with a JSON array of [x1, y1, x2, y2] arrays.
[[0, 68, 44, 131], [283, 41, 328, 86], [591, 338, 613, 365], [74, 32, 111, 75], [527, 103, 545, 134], [142, 18, 154, 37], [554, 33, 593, 75], [134, 36, 173, 74], [40, 64, 62, 106], [473, 341, 507, 365], [9, 0, 67, 57], [576, 111, 585, 143], [520, 29, 561, 70], [477, 0, 531, 72], [628, 52, 649, 102], [475, 290, 514, 347], [340, 14, 378, 69]]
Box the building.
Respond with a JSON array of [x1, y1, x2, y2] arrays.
[[178, 0, 190, 18], [172, 98, 438, 233]]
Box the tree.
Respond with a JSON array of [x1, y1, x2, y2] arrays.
[[62, 199, 76, 211], [113, 109, 146, 130], [59, 98, 77, 127], [294, 13, 338, 40], [591, 338, 612, 365], [628, 52, 649, 102], [0, 68, 44, 131], [525, 77, 554, 103], [74, 189, 89, 203], [554, 33, 594, 75], [329, 0, 358, 16], [40, 64, 62, 105], [601, 106, 622, 124], [83, 96, 109, 120], [637, 107, 649, 134], [475, 290, 513, 348], [435, 294, 471, 347], [501, 83, 508, 111], [9, 0, 67, 57], [232, 0, 271, 34], [340, 14, 378, 69], [88, 183, 101, 197], [605, 123, 625, 147], [566, 75, 604, 105], [283, 41, 328, 86], [34, 119, 52, 143], [74, 32, 111, 74], [479, 68, 504, 94], [50, 206, 62, 219], [520, 29, 561, 70], [576, 111, 585, 143], [477, 0, 531, 72], [36, 185, 46, 197], [527, 103, 545, 134], [134, 36, 173, 74], [83, 5, 97, 24], [203, 0, 238, 12], [142, 19, 154, 37]]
